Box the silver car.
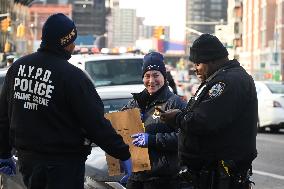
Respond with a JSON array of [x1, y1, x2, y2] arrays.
[[69, 54, 144, 87]]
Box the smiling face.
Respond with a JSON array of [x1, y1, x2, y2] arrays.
[[143, 70, 165, 95]]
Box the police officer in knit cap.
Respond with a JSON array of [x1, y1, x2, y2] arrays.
[[122, 51, 186, 189], [161, 34, 258, 189], [0, 13, 132, 189]]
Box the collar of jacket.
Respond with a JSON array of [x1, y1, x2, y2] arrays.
[[132, 84, 172, 110], [196, 59, 241, 95], [224, 59, 240, 69], [205, 59, 240, 83], [37, 41, 72, 60]]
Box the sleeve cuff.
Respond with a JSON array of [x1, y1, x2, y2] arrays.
[[147, 134, 156, 148], [175, 112, 183, 128], [0, 152, 12, 159]]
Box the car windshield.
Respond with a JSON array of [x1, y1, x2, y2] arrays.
[[266, 83, 284, 94], [102, 98, 131, 113], [85, 59, 143, 87]]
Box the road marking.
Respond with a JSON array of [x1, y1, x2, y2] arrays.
[[253, 170, 284, 180], [256, 137, 284, 144]]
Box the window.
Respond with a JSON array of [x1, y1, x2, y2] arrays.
[[234, 22, 239, 34], [103, 98, 132, 113], [85, 59, 143, 87], [261, 30, 266, 48], [210, 11, 222, 18], [211, 4, 222, 10], [211, 0, 222, 2], [266, 83, 284, 94]]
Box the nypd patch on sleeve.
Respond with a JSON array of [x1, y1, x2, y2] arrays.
[[208, 82, 226, 99]]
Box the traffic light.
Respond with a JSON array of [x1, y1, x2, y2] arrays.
[[153, 26, 165, 39], [16, 24, 25, 38], [4, 41, 11, 53], [1, 17, 11, 32]]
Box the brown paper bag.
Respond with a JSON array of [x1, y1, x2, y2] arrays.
[[104, 108, 151, 176]]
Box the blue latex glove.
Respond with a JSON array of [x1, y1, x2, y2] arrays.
[[131, 133, 149, 148], [0, 157, 16, 176], [120, 158, 132, 185]]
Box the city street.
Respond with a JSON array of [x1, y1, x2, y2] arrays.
[[252, 131, 284, 189]]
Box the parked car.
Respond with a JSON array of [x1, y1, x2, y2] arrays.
[[255, 81, 284, 132], [69, 54, 144, 87]]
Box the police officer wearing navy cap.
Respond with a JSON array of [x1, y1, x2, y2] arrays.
[[0, 13, 132, 189], [161, 34, 258, 189], [122, 51, 186, 189]]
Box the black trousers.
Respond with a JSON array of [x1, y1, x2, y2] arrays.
[[126, 178, 192, 189], [18, 156, 85, 189]]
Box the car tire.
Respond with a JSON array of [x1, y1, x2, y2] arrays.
[[257, 118, 265, 133], [270, 127, 279, 133]]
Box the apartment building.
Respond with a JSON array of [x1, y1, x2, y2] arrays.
[[107, 0, 137, 48], [240, 0, 283, 81], [185, 0, 228, 53]]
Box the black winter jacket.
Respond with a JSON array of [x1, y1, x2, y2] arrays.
[[176, 60, 258, 170], [124, 85, 186, 181], [0, 46, 130, 161]]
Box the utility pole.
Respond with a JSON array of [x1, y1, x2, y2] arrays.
[[185, 27, 203, 36], [185, 20, 224, 55]]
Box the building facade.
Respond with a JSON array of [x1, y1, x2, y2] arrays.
[[0, 0, 12, 53], [185, 0, 228, 53], [0, 1, 33, 55], [228, 0, 243, 59], [72, 0, 107, 36], [215, 0, 243, 60], [28, 4, 72, 51], [240, 0, 283, 81], [107, 0, 137, 48]]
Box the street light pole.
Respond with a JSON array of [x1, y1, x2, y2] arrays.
[[185, 19, 225, 55], [185, 27, 203, 36], [184, 27, 204, 55], [187, 21, 222, 25]]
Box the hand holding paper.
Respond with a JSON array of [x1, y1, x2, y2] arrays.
[[131, 133, 149, 148]]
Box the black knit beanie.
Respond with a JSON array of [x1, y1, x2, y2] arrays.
[[142, 52, 167, 79], [189, 34, 228, 63], [41, 13, 77, 48]]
